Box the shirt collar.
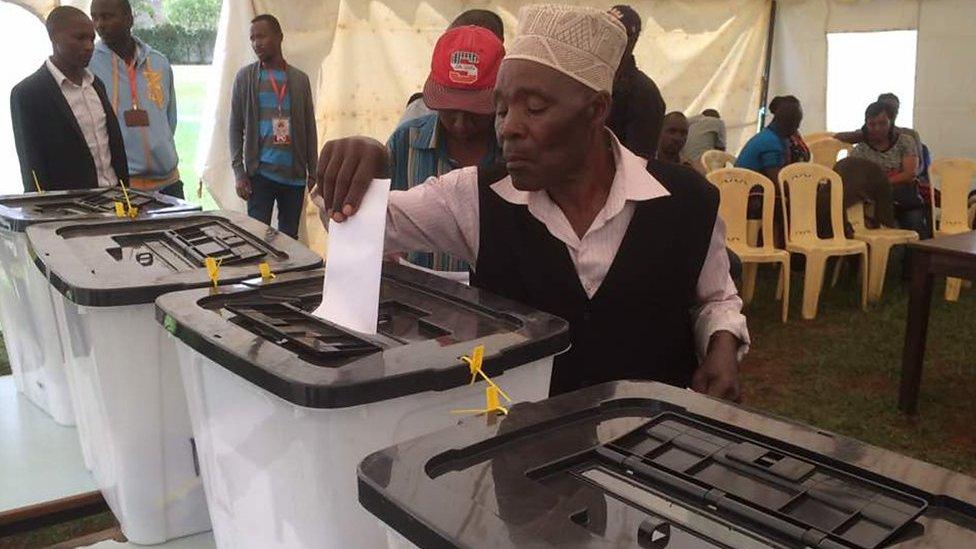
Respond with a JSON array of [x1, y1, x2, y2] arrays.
[[45, 58, 94, 88], [95, 37, 147, 65], [491, 129, 670, 210], [409, 114, 440, 151]]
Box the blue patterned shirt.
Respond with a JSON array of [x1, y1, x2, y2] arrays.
[[387, 113, 500, 272]]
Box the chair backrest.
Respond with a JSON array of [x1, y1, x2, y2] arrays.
[[930, 157, 976, 233], [804, 132, 834, 143], [701, 150, 737, 174], [846, 201, 867, 234], [809, 137, 854, 168], [707, 168, 778, 251], [778, 163, 846, 245]]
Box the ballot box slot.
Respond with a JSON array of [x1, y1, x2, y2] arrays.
[[226, 301, 379, 363]]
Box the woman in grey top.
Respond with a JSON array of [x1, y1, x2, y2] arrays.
[[851, 101, 930, 239]]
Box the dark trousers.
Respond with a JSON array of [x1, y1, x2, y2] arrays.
[[246, 173, 305, 239], [159, 180, 184, 199]]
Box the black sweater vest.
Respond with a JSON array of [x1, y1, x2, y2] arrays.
[[471, 160, 719, 396]]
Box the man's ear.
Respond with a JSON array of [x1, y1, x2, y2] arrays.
[[589, 91, 613, 130]]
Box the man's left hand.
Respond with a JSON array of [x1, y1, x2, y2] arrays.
[[691, 331, 741, 402]]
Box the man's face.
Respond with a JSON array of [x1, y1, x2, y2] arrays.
[[52, 14, 96, 69], [866, 112, 892, 141], [437, 110, 494, 143], [494, 60, 601, 192], [91, 0, 132, 45], [659, 115, 689, 157], [250, 21, 282, 63]]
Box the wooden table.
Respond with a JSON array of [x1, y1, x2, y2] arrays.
[[900, 231, 976, 414]]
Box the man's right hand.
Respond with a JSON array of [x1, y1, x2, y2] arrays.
[[313, 137, 390, 223], [235, 177, 252, 200]]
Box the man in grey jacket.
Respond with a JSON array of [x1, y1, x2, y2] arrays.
[[230, 14, 317, 239]]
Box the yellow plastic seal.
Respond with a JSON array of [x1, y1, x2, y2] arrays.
[[114, 202, 126, 217], [204, 257, 222, 287], [461, 345, 511, 402], [451, 385, 509, 416], [258, 262, 276, 281]]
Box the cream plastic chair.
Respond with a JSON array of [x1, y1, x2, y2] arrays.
[[779, 163, 868, 319], [709, 168, 790, 322], [804, 132, 834, 143], [930, 158, 976, 301], [701, 150, 736, 174], [846, 201, 919, 302], [809, 137, 854, 168]]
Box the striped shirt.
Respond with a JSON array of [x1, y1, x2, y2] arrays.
[[386, 113, 501, 272], [257, 68, 304, 187]]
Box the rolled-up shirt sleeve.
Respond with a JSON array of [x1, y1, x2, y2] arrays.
[[384, 167, 480, 263], [693, 216, 750, 362], [313, 167, 480, 261]]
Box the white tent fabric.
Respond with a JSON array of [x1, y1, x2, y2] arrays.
[[5, 0, 974, 250], [769, 0, 976, 160], [198, 0, 772, 252]]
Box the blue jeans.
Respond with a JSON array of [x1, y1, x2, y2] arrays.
[[893, 184, 931, 278], [246, 173, 305, 239], [893, 184, 931, 239]]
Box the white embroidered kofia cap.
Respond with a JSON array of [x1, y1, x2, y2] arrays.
[[504, 4, 628, 93]]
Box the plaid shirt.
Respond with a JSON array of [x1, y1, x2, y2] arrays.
[[386, 113, 500, 272]]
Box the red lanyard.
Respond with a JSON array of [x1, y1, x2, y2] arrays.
[[125, 58, 140, 108], [265, 63, 288, 114]]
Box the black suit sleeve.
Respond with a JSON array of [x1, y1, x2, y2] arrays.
[[10, 83, 45, 192]]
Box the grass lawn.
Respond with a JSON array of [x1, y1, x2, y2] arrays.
[[173, 65, 219, 211], [740, 258, 976, 475]]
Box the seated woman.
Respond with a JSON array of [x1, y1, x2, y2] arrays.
[[849, 101, 931, 239]]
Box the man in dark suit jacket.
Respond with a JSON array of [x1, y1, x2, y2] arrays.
[[10, 6, 128, 192]]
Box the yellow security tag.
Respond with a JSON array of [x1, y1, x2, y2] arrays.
[[118, 179, 135, 216], [460, 345, 511, 403], [127, 205, 139, 218], [451, 385, 509, 416], [258, 262, 276, 281], [204, 257, 221, 287], [114, 202, 126, 217], [462, 345, 485, 384], [485, 386, 508, 415], [31, 170, 44, 194]]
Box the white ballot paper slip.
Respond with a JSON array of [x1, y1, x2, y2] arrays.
[[313, 179, 391, 334]]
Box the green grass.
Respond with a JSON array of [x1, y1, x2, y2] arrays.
[[173, 65, 218, 211], [740, 256, 976, 475]]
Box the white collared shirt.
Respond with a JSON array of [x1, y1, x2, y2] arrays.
[[318, 132, 750, 361], [45, 58, 118, 187]]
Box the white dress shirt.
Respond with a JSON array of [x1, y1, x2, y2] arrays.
[[317, 132, 750, 362], [45, 58, 118, 187]]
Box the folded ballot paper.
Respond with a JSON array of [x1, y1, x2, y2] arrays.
[[312, 179, 391, 334]]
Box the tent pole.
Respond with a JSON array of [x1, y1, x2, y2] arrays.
[[757, 0, 778, 131]]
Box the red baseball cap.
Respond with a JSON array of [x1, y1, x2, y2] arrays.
[[423, 25, 505, 115]]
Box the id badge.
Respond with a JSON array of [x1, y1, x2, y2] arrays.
[[124, 108, 150, 127], [272, 116, 292, 145]]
